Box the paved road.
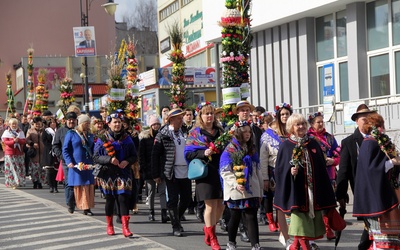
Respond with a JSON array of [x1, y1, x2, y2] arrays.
[[0, 175, 363, 249]]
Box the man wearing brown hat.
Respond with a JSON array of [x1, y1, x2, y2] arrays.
[[151, 108, 192, 237], [52, 111, 78, 213], [336, 104, 376, 250]]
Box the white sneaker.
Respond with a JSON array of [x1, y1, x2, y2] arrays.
[[226, 242, 236, 250], [279, 233, 286, 246]]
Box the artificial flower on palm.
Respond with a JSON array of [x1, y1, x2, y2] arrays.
[[97, 130, 116, 158], [220, 104, 238, 127], [57, 77, 75, 116]]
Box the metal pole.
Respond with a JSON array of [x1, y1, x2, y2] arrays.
[[80, 0, 89, 114], [214, 43, 222, 107]]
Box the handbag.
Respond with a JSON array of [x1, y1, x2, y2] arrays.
[[92, 164, 107, 179], [26, 147, 37, 158], [188, 159, 208, 180], [327, 208, 346, 231]]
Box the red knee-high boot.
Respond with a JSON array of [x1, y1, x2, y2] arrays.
[[203, 225, 211, 246], [323, 215, 336, 240], [121, 215, 133, 237], [106, 216, 115, 235], [289, 236, 300, 250], [266, 213, 278, 232], [299, 239, 311, 250], [206, 226, 221, 250]]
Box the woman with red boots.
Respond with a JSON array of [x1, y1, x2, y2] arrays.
[[93, 111, 137, 237]]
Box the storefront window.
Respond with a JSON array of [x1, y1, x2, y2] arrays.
[[393, 0, 400, 45], [367, 0, 389, 51], [370, 54, 390, 97], [339, 62, 349, 101], [316, 14, 334, 61], [336, 10, 347, 57]]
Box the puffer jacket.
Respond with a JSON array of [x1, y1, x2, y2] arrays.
[[151, 124, 177, 180], [139, 129, 157, 180]]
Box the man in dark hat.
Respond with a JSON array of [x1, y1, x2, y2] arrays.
[[336, 103, 376, 250], [52, 111, 78, 213]]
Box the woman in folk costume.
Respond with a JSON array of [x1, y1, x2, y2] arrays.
[[26, 116, 45, 189], [259, 103, 293, 235], [93, 111, 137, 237], [1, 118, 26, 188], [62, 114, 95, 216], [353, 112, 400, 249], [185, 102, 224, 250], [307, 112, 341, 240], [274, 114, 337, 250], [220, 120, 263, 250]]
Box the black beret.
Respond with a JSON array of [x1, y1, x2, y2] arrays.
[[65, 112, 78, 120]]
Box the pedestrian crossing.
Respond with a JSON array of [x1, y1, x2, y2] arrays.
[[0, 185, 173, 250]]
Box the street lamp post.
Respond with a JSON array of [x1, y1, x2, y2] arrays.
[[79, 0, 118, 114]]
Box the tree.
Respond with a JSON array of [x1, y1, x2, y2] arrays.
[[122, 0, 157, 32]]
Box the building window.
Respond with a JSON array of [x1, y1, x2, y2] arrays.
[[159, 1, 179, 21], [336, 10, 347, 57], [370, 54, 390, 97], [316, 14, 334, 61], [395, 51, 400, 93], [316, 11, 348, 103], [339, 62, 349, 101], [367, 0, 389, 51], [392, 0, 400, 45], [182, 0, 194, 7]]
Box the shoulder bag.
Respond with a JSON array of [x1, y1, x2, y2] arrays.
[[188, 159, 208, 180]]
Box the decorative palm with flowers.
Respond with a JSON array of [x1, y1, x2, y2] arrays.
[[97, 130, 116, 158], [220, 104, 238, 127], [32, 68, 49, 117], [370, 126, 400, 189], [219, 0, 252, 88], [106, 40, 127, 115], [26, 48, 35, 112], [58, 77, 75, 116], [166, 22, 188, 109], [124, 36, 141, 126], [6, 72, 16, 114]]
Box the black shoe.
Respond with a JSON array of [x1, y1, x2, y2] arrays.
[[83, 209, 94, 216], [148, 214, 155, 221], [188, 208, 195, 214], [180, 215, 186, 221], [116, 216, 122, 224], [161, 209, 169, 223], [68, 206, 74, 214], [196, 209, 204, 223], [50, 188, 54, 193], [54, 189, 59, 193]]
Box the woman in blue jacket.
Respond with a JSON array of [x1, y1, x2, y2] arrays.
[[62, 114, 95, 215]]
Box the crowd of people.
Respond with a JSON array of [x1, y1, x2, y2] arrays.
[[1, 100, 400, 250]]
